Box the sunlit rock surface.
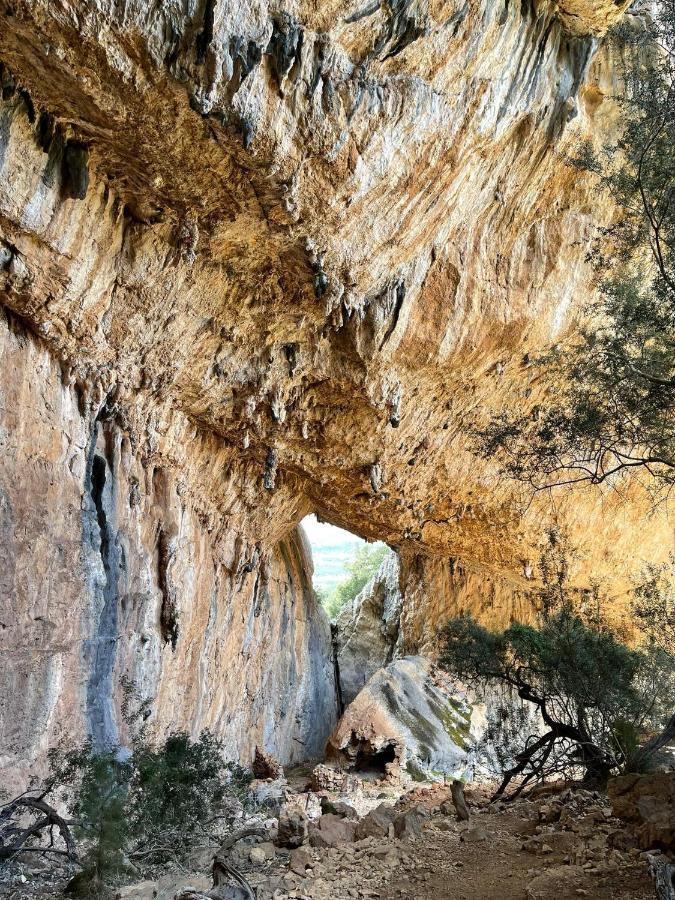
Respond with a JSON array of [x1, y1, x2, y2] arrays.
[[0, 0, 671, 786], [0, 312, 336, 789]]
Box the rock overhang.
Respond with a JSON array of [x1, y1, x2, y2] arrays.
[[0, 0, 670, 593]]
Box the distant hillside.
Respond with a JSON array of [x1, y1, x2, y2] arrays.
[[300, 515, 363, 592]]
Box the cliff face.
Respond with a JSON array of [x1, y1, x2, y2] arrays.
[[0, 310, 336, 788], [334, 551, 403, 707], [0, 0, 671, 786]]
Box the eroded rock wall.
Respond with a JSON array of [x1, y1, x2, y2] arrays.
[[0, 311, 336, 789], [334, 548, 535, 686], [0, 0, 668, 578], [396, 552, 537, 653], [334, 551, 403, 707], [0, 0, 671, 789]]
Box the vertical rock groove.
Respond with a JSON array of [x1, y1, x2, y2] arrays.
[[157, 525, 178, 650], [0, 0, 671, 790], [83, 426, 120, 752]]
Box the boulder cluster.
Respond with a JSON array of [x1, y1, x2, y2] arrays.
[[176, 769, 671, 900], [2, 763, 672, 900]]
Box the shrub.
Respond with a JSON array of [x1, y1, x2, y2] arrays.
[[439, 540, 675, 798], [1, 731, 253, 897]]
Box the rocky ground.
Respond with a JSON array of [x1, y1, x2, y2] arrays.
[[240, 783, 655, 900], [378, 794, 654, 900], [2, 771, 666, 900]]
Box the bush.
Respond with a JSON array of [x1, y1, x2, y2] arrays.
[[1, 731, 253, 897], [439, 539, 675, 798], [58, 746, 133, 894], [128, 731, 228, 862]]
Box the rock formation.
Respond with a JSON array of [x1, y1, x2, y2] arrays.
[[0, 0, 672, 787], [608, 773, 675, 850], [327, 656, 472, 782], [334, 550, 402, 706], [0, 307, 337, 787]]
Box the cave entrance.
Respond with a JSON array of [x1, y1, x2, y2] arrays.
[[354, 742, 397, 774], [300, 514, 386, 622]]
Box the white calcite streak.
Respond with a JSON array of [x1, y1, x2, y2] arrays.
[[0, 0, 670, 788]]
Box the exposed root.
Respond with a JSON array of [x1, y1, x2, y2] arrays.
[[175, 827, 267, 900]]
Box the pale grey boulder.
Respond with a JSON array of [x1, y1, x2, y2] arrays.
[[334, 551, 403, 706], [327, 656, 472, 783]]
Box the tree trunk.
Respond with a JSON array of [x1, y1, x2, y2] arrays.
[[581, 758, 611, 791], [451, 781, 470, 821], [631, 713, 675, 773]]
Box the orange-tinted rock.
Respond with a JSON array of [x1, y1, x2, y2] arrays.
[[311, 765, 350, 793], [308, 814, 357, 848], [608, 773, 675, 849], [252, 747, 284, 780], [0, 312, 337, 790], [0, 0, 671, 792]]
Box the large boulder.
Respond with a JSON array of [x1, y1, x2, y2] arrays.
[[526, 866, 588, 900], [608, 773, 675, 849], [320, 798, 359, 819], [353, 804, 398, 840], [310, 763, 352, 792], [393, 808, 424, 840], [327, 657, 472, 783], [308, 814, 357, 848], [276, 802, 309, 849], [334, 552, 403, 706]]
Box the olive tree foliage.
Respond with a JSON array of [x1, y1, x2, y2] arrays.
[[628, 552, 675, 771], [439, 533, 675, 800], [0, 686, 254, 897], [631, 551, 675, 654], [476, 2, 675, 491]]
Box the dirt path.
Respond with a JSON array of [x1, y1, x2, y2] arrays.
[[0, 784, 657, 900], [377, 805, 653, 900]]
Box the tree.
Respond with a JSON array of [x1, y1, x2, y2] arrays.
[[59, 746, 133, 896], [127, 732, 230, 864], [631, 552, 675, 654], [0, 732, 255, 898], [319, 543, 388, 619], [628, 554, 675, 770], [438, 540, 675, 799], [476, 3, 675, 491]]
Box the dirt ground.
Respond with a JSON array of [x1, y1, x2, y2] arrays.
[[378, 805, 654, 900], [0, 781, 658, 900]]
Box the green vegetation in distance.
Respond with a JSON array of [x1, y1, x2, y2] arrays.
[[316, 543, 388, 620]]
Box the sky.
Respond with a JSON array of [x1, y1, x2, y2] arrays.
[[300, 514, 365, 592]]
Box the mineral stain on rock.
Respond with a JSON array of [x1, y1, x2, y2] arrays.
[[83, 427, 121, 751], [0, 0, 670, 795]]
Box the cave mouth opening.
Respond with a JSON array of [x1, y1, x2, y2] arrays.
[[354, 741, 398, 774], [300, 514, 370, 609]]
